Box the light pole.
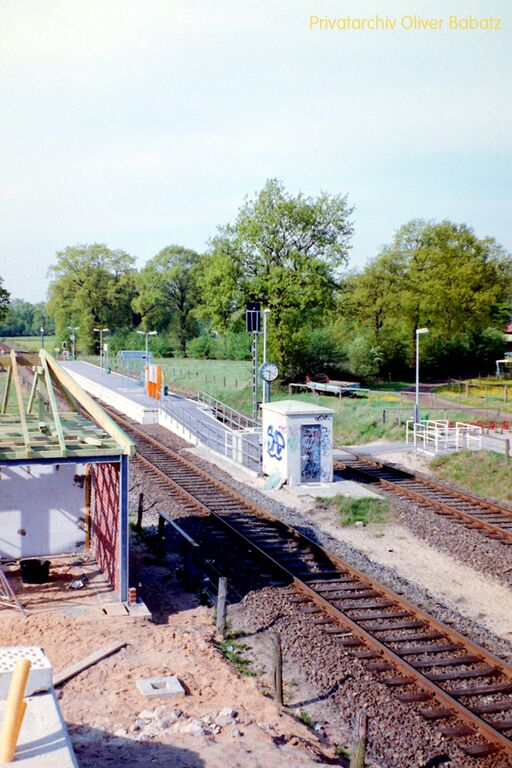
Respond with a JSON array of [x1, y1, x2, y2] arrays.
[[67, 326, 79, 361], [40, 327, 45, 350], [136, 330, 157, 364], [414, 328, 429, 424], [93, 327, 110, 373], [262, 309, 271, 404]]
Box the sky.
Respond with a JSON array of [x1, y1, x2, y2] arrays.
[[0, 0, 510, 302]]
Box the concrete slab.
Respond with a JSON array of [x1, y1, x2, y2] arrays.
[[0, 691, 79, 767], [286, 479, 384, 501], [136, 675, 185, 699], [0, 646, 52, 697]]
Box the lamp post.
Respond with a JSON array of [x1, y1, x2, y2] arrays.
[[93, 327, 110, 373], [39, 327, 45, 350], [67, 326, 79, 361], [136, 330, 157, 364], [262, 309, 271, 404], [414, 328, 429, 424]]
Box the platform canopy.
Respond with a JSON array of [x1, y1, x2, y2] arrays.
[[0, 349, 135, 462]]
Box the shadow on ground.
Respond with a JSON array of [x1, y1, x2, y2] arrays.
[[69, 724, 206, 768]]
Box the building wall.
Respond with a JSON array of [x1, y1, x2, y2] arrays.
[[91, 462, 120, 595], [0, 464, 86, 558]]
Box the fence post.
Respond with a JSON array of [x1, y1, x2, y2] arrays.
[[136, 492, 144, 532], [382, 409, 386, 424], [349, 712, 368, 768], [272, 633, 283, 706], [216, 577, 228, 636], [505, 439, 510, 463]]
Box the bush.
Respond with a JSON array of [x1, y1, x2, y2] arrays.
[[186, 336, 215, 358]]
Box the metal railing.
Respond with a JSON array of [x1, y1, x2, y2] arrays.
[[196, 391, 260, 430], [160, 396, 262, 474], [406, 419, 482, 454]]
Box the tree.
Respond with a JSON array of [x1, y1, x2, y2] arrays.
[[0, 277, 10, 323], [133, 246, 200, 355], [47, 244, 138, 352], [346, 219, 512, 377], [201, 179, 354, 373]]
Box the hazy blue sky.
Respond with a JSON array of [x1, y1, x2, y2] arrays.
[[1, 0, 510, 302]]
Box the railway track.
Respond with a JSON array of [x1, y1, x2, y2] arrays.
[[102, 406, 512, 761], [334, 455, 512, 546]]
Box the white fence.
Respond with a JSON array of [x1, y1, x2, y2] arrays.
[[406, 419, 482, 455]]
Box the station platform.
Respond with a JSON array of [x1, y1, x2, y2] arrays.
[[61, 362, 262, 475]]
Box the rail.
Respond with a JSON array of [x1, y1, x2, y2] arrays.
[[406, 419, 482, 454], [160, 396, 262, 474], [196, 390, 260, 430]]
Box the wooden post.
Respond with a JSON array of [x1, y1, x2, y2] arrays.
[[136, 492, 144, 532], [349, 712, 368, 768], [505, 439, 510, 463], [505, 386, 508, 404], [272, 632, 283, 706], [465, 380, 469, 397], [157, 515, 165, 557], [216, 576, 228, 636], [84, 464, 92, 552], [382, 409, 386, 424]]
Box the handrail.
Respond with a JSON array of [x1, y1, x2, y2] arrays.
[[196, 390, 260, 429], [161, 397, 262, 472]]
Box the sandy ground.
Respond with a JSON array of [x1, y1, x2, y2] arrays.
[[1, 550, 336, 768]]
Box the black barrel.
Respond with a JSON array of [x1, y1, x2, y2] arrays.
[[20, 559, 50, 584]]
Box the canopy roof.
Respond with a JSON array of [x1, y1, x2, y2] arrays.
[[0, 349, 135, 462]]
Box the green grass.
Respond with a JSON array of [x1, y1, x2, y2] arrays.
[[0, 335, 57, 352], [430, 450, 512, 505], [318, 496, 391, 526], [214, 630, 256, 677], [298, 710, 316, 729]]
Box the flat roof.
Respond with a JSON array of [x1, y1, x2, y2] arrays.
[[261, 399, 334, 416]]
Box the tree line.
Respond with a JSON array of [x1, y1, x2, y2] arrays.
[[1, 179, 510, 381]]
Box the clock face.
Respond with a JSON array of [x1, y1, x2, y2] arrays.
[[259, 362, 279, 382]]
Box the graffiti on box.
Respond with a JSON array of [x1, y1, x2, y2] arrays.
[[300, 424, 322, 481], [267, 424, 286, 461]]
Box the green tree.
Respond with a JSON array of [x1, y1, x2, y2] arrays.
[[202, 179, 354, 373], [47, 244, 138, 352], [0, 277, 10, 323], [133, 245, 200, 355], [346, 219, 511, 377]]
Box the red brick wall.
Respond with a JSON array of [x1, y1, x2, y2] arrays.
[[91, 462, 120, 595]]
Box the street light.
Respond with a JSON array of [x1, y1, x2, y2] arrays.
[[262, 309, 271, 404], [67, 326, 79, 361], [136, 330, 157, 364], [93, 327, 110, 373], [414, 328, 429, 424], [40, 327, 45, 350]]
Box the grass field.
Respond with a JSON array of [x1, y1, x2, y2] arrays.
[[430, 450, 512, 505], [80, 354, 496, 445], [0, 335, 57, 352], [436, 379, 512, 413]]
